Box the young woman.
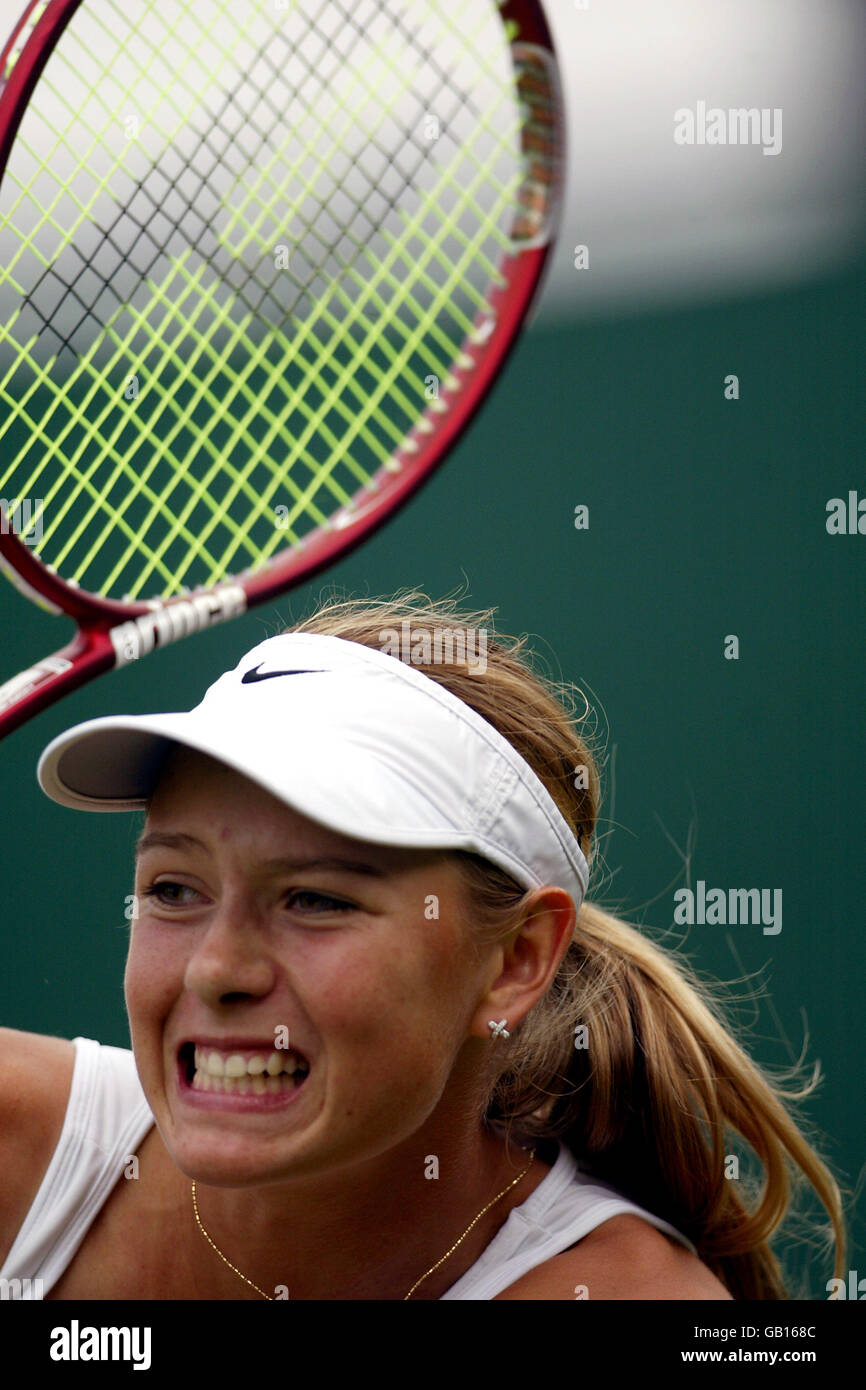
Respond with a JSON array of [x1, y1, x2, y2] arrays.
[[0, 591, 846, 1299]]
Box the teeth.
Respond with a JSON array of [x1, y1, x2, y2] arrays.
[[207, 1051, 225, 1077], [188, 1043, 308, 1093], [191, 1045, 307, 1080]]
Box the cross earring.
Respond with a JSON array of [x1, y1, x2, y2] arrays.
[[488, 1019, 510, 1039]]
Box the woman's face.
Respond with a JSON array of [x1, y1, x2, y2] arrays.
[[125, 747, 496, 1187]]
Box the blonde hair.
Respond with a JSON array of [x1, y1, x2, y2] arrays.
[[285, 586, 847, 1300]]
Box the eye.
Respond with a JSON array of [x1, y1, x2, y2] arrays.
[[286, 889, 353, 914], [141, 881, 201, 907]]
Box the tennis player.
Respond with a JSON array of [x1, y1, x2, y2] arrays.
[[0, 593, 846, 1299]]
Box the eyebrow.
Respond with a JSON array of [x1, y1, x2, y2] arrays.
[[134, 831, 386, 877]]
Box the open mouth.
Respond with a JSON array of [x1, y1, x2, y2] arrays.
[[179, 1041, 310, 1097]]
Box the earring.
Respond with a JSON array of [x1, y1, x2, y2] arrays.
[[488, 1019, 510, 1039]]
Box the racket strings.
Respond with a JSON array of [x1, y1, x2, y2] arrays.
[[6, 2, 514, 569], [0, 0, 528, 600], [90, 19, 514, 597], [218, 36, 485, 331], [3, 0, 512, 357], [3, 0, 517, 586], [3, 0, 270, 362], [190, 0, 520, 331]]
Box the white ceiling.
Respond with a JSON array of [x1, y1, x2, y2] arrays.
[[536, 0, 866, 322]]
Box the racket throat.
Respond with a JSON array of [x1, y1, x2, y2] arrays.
[[110, 585, 247, 666]]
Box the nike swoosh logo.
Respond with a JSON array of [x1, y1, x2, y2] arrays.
[[241, 666, 327, 684]]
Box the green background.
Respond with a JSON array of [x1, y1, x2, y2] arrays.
[[1, 256, 863, 1299]]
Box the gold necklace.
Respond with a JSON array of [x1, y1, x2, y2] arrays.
[[191, 1148, 535, 1301]]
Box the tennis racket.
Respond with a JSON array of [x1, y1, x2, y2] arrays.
[[0, 0, 564, 738]]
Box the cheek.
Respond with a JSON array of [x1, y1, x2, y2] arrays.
[[314, 922, 476, 1075], [124, 923, 185, 1035]]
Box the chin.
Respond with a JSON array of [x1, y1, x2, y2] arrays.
[[163, 1128, 313, 1187]]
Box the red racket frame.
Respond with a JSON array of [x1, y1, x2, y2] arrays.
[[0, 0, 564, 737]]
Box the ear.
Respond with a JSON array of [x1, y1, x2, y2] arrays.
[[468, 886, 576, 1039]]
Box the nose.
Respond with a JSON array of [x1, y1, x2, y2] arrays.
[[184, 900, 277, 1008]]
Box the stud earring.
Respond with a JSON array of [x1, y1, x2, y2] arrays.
[[488, 1019, 510, 1039]]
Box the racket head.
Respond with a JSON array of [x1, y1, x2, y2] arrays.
[[0, 0, 565, 607], [0, 0, 565, 735]]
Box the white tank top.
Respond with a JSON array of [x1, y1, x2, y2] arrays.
[[1, 1037, 696, 1299]]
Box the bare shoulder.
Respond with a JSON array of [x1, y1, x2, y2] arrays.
[[493, 1213, 733, 1301], [0, 1028, 76, 1265]]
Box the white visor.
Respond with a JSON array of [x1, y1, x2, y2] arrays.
[[37, 633, 590, 909]]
